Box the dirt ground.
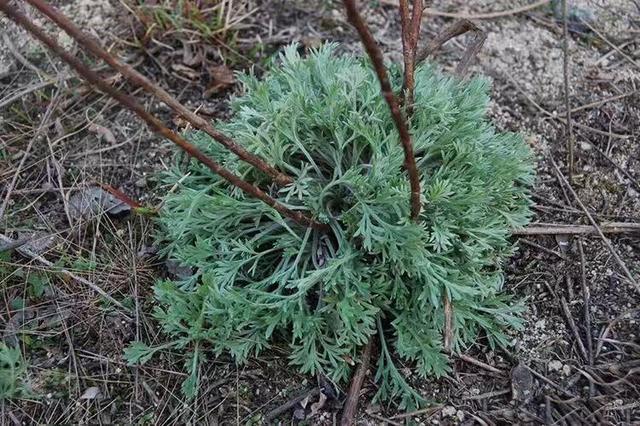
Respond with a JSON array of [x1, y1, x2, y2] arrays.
[[1, 0, 639, 424]]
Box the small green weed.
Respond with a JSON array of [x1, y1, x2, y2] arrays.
[[131, 0, 251, 46], [0, 343, 29, 400]]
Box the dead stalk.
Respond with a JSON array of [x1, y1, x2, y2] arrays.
[[399, 0, 423, 110], [443, 292, 453, 351], [340, 339, 373, 426], [342, 0, 421, 220], [561, 0, 575, 178], [0, 1, 324, 230], [513, 222, 640, 236]]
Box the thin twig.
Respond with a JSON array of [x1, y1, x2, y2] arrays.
[[0, 233, 130, 313], [512, 222, 640, 236], [381, 0, 551, 19], [577, 239, 593, 365], [503, 71, 631, 139], [24, 0, 293, 186], [425, 0, 551, 19], [577, 239, 595, 397], [560, 296, 589, 362], [391, 405, 442, 420], [342, 0, 421, 220], [550, 157, 639, 292], [366, 411, 402, 426], [340, 338, 373, 426], [462, 388, 510, 401], [561, 0, 575, 178], [457, 353, 502, 374], [264, 388, 320, 421], [443, 292, 453, 351], [0, 2, 324, 230], [582, 20, 640, 70], [0, 80, 55, 110], [568, 90, 637, 115], [400, 0, 423, 110], [415, 19, 486, 77], [519, 238, 568, 260], [0, 108, 49, 222]]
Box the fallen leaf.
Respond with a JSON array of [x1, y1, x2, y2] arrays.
[[204, 64, 235, 97], [166, 259, 194, 280], [293, 408, 305, 420], [19, 232, 56, 255], [309, 392, 327, 417], [181, 41, 201, 67], [80, 386, 103, 400], [171, 63, 200, 80], [88, 123, 116, 144], [554, 234, 570, 255], [68, 187, 132, 220], [510, 363, 534, 403], [299, 394, 310, 409]]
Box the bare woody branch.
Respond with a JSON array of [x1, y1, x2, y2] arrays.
[[400, 0, 423, 110], [416, 19, 487, 78], [24, 0, 293, 186], [0, 1, 324, 230], [342, 0, 422, 220], [340, 339, 373, 426]]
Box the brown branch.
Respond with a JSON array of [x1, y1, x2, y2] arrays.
[[0, 2, 324, 230], [24, 0, 292, 187], [416, 19, 486, 77], [561, 0, 575, 179], [340, 338, 373, 426], [342, 0, 421, 220], [404, 0, 423, 110], [398, 0, 410, 47], [443, 292, 453, 351], [380, 0, 552, 20], [512, 222, 640, 236]]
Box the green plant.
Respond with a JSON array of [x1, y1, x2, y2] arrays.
[[127, 44, 533, 407], [0, 343, 28, 399]]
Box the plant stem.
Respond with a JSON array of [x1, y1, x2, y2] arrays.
[[342, 0, 422, 220]]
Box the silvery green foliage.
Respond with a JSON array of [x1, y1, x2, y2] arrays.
[[131, 44, 533, 406]]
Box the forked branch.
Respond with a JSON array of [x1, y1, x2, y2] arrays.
[[400, 0, 424, 110], [0, 1, 323, 230], [342, 0, 422, 220], [416, 18, 487, 77]]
